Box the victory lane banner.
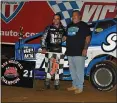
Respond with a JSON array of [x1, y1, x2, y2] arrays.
[[1, 59, 35, 88]]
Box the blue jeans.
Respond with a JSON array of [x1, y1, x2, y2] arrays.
[[68, 56, 85, 90]]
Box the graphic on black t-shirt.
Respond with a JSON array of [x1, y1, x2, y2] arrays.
[[67, 27, 79, 36]]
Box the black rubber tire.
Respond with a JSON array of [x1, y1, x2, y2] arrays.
[[90, 60, 117, 91]]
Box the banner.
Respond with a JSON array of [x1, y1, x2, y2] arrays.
[[1, 59, 35, 88], [1, 1, 117, 44]]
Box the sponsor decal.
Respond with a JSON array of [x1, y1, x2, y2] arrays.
[[23, 46, 35, 59], [101, 32, 117, 52], [1, 60, 23, 85]]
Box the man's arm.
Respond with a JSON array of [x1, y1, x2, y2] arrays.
[[82, 35, 91, 56], [62, 27, 67, 42], [41, 26, 50, 48], [41, 26, 49, 53], [84, 35, 91, 50], [41, 33, 47, 49]]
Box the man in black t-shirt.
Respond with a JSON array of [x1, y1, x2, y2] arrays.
[[64, 10, 91, 94]]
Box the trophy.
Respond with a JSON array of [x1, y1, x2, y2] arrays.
[[19, 26, 24, 39], [18, 26, 24, 60]]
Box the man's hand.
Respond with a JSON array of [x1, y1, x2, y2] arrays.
[[41, 48, 47, 54], [82, 49, 87, 57], [62, 36, 67, 42]]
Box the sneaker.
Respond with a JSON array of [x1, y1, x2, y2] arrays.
[[54, 85, 60, 90], [44, 79, 50, 89], [67, 86, 77, 91], [45, 85, 50, 89], [74, 88, 83, 94], [54, 79, 60, 90]]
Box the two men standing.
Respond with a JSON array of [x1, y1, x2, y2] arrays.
[[41, 10, 91, 93]]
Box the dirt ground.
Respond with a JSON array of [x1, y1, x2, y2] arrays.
[[1, 80, 117, 103]]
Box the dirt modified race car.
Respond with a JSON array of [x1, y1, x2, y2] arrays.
[[15, 18, 117, 91]]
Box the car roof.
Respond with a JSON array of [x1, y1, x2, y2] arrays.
[[88, 18, 117, 24]]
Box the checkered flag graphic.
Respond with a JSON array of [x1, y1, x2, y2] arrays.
[[44, 52, 64, 80], [48, 1, 80, 27]]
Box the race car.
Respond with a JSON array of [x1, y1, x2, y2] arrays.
[[15, 18, 117, 91]]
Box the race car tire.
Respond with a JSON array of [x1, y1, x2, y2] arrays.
[[90, 60, 117, 92]]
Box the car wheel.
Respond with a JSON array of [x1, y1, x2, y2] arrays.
[[90, 60, 117, 91]]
